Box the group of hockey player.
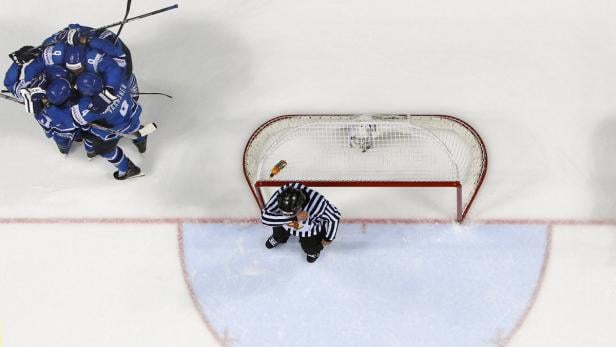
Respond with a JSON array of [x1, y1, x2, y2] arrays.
[[3, 23, 147, 180], [1, 4, 340, 263]]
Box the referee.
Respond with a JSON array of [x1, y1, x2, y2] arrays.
[[261, 182, 342, 263]]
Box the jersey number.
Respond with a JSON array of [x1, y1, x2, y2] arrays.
[[119, 100, 129, 117], [38, 115, 52, 128]]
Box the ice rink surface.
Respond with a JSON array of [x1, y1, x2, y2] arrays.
[[1, 0, 616, 346], [183, 223, 548, 347]]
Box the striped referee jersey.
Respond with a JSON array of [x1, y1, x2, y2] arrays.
[[261, 182, 342, 241]]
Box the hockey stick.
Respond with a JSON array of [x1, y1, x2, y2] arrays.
[[114, 0, 133, 44], [1, 92, 157, 140], [138, 92, 173, 98], [0, 89, 173, 99], [90, 122, 157, 140], [9, 4, 179, 64], [0, 92, 21, 104], [97, 4, 178, 31]]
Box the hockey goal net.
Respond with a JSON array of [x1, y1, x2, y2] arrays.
[[243, 114, 488, 222]]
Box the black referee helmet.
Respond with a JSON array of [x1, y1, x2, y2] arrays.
[[277, 187, 307, 214]]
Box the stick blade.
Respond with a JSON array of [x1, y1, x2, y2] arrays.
[[136, 122, 157, 137]]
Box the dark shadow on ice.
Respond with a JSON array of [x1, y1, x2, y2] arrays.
[[591, 117, 616, 220], [595, 118, 616, 265]]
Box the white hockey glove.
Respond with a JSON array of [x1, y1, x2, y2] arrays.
[[11, 79, 28, 103], [90, 88, 118, 113], [20, 87, 47, 114], [14, 72, 46, 104]]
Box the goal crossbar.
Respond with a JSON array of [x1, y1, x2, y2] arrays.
[[255, 180, 464, 221]]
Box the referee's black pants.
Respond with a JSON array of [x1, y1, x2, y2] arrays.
[[272, 226, 324, 255]]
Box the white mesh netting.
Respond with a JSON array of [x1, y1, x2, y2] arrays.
[[244, 114, 487, 220]]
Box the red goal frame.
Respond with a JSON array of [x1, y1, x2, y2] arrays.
[[243, 114, 488, 222]]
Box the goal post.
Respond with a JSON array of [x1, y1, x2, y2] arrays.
[[243, 114, 488, 222]]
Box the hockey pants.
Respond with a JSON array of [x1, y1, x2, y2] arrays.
[[82, 132, 130, 174], [272, 226, 324, 255]]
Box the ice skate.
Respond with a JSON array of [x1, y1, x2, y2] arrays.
[[133, 135, 147, 154], [57, 144, 69, 157], [265, 235, 279, 249], [306, 252, 320, 263], [86, 151, 97, 160], [113, 160, 143, 180]]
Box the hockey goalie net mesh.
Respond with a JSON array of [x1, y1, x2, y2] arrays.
[[243, 114, 488, 221]]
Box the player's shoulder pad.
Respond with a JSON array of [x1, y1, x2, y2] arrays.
[[3, 63, 21, 87]]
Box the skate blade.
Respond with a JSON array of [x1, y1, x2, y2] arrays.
[[114, 171, 145, 181], [126, 172, 145, 180]]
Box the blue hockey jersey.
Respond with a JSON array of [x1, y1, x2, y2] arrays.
[[70, 81, 142, 140]]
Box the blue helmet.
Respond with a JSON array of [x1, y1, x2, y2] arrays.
[[44, 65, 71, 81], [41, 42, 66, 66], [75, 72, 103, 96], [65, 45, 85, 71], [46, 78, 72, 105]]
